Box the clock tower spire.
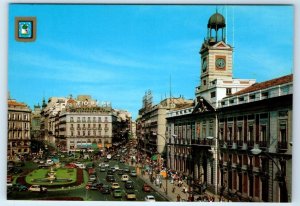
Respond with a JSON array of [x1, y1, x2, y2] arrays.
[[199, 11, 233, 92]]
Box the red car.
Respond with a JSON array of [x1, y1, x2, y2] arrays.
[[143, 183, 151, 192], [65, 163, 76, 168]]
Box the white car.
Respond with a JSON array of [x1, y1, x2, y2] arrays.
[[89, 174, 97, 181], [114, 165, 119, 171], [111, 182, 120, 190], [74, 162, 86, 169], [145, 195, 156, 202], [28, 185, 47, 192], [121, 174, 129, 181]]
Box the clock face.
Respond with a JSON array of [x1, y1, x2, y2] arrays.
[[202, 58, 207, 71], [215, 58, 226, 69]]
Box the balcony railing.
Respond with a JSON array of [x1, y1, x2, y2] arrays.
[[278, 141, 288, 151], [259, 141, 267, 148]]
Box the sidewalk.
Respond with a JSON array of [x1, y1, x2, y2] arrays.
[[138, 170, 228, 202]]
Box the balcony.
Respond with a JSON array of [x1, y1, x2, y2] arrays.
[[242, 164, 248, 170], [259, 141, 267, 148], [248, 140, 254, 148], [237, 140, 243, 147], [242, 143, 248, 150], [231, 142, 237, 149], [278, 141, 288, 152]]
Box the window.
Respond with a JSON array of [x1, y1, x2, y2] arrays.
[[279, 122, 287, 144], [77, 131, 80, 136], [237, 126, 243, 141], [229, 99, 234, 104], [261, 125, 267, 142], [228, 126, 233, 141], [77, 117, 80, 122], [210, 91, 216, 98], [248, 125, 254, 142], [238, 97, 244, 102], [250, 94, 255, 100], [203, 80, 206, 86], [70, 117, 74, 122], [219, 127, 224, 140], [93, 117, 96, 122], [71, 132, 74, 136], [226, 88, 232, 95], [82, 117, 86, 122], [262, 92, 268, 98]]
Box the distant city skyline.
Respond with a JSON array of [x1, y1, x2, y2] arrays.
[[8, 4, 293, 119]]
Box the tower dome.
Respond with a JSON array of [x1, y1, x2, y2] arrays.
[[208, 12, 226, 29], [206, 11, 226, 43]]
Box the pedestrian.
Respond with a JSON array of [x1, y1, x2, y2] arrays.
[[177, 194, 181, 202], [172, 186, 176, 193], [182, 186, 186, 193]]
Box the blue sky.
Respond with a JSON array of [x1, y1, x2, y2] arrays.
[[8, 4, 293, 119]]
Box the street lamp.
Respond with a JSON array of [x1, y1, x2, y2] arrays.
[[152, 132, 177, 195], [152, 132, 168, 195], [206, 136, 219, 196], [251, 148, 288, 202]]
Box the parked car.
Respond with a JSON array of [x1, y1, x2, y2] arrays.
[[106, 175, 116, 182], [111, 182, 120, 190], [74, 162, 85, 169], [125, 181, 134, 189], [145, 195, 156, 202], [119, 159, 125, 163], [130, 170, 137, 177], [88, 168, 96, 175], [143, 183, 151, 192], [12, 184, 28, 192], [117, 169, 124, 175], [100, 166, 106, 172], [110, 167, 116, 173], [121, 174, 129, 181], [125, 189, 136, 200], [88, 182, 103, 190], [114, 165, 119, 170], [100, 185, 111, 194], [28, 185, 47, 192], [89, 174, 97, 181], [113, 189, 122, 198], [124, 167, 130, 173], [107, 169, 114, 175]]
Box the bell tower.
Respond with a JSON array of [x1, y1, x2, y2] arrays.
[[199, 11, 233, 92]]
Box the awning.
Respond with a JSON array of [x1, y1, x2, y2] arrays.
[[151, 154, 158, 161]]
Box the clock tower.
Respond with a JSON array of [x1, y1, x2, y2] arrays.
[[199, 11, 233, 92]]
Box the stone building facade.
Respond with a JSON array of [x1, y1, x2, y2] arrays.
[[164, 11, 293, 202], [8, 98, 31, 158]]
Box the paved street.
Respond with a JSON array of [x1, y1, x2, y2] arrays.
[[7, 149, 168, 201]]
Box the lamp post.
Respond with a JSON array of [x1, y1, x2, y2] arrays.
[[251, 148, 288, 202], [206, 136, 219, 196], [152, 132, 176, 195]]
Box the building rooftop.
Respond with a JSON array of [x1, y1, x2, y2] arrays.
[[231, 74, 293, 96], [8, 99, 28, 108]]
